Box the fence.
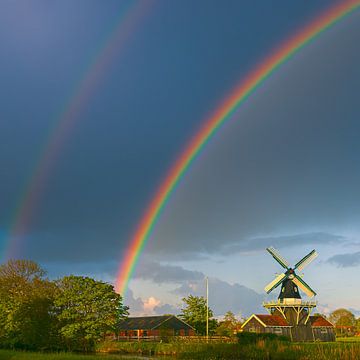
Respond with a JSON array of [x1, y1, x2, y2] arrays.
[[114, 335, 235, 343]]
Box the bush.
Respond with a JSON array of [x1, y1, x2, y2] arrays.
[[237, 332, 290, 344]]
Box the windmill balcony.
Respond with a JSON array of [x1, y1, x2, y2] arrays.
[[263, 299, 317, 307]]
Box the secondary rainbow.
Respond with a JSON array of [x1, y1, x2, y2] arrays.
[[3, 1, 153, 261], [116, 0, 360, 294]]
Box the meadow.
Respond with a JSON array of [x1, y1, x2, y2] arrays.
[[2, 338, 360, 360]]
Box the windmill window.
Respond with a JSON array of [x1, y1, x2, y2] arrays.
[[282, 288, 284, 292], [295, 288, 298, 292]]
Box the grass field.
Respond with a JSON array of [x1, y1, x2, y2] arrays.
[[0, 350, 145, 360], [2, 339, 360, 360], [95, 338, 360, 359]]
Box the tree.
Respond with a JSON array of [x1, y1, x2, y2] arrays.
[[0, 259, 57, 349], [356, 318, 360, 334], [178, 295, 217, 335], [329, 309, 356, 336], [54, 275, 128, 351], [216, 311, 241, 337]]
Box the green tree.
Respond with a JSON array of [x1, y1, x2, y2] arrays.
[[356, 318, 360, 334], [0, 259, 57, 350], [54, 275, 128, 351], [329, 308, 356, 336], [179, 295, 217, 335], [216, 311, 241, 337]]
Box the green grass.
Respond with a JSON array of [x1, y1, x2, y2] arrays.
[[98, 339, 360, 359], [337, 337, 360, 342], [0, 350, 141, 360], [3, 340, 360, 360]]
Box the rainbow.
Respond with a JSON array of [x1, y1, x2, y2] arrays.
[[3, 1, 153, 260], [116, 0, 360, 294]]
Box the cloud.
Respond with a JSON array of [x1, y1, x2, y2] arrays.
[[124, 288, 168, 316], [153, 303, 179, 315], [6, 16, 360, 267], [143, 296, 161, 313], [133, 261, 263, 316], [134, 260, 204, 284], [124, 288, 147, 316], [172, 277, 264, 317], [221, 232, 344, 254], [327, 251, 360, 268]]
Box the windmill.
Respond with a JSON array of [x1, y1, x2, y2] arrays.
[[241, 247, 335, 342], [264, 247, 318, 300], [262, 247, 319, 332]]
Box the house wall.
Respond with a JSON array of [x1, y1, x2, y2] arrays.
[[290, 324, 314, 342], [242, 318, 291, 338], [242, 318, 265, 333], [118, 328, 195, 338], [264, 327, 291, 338], [313, 327, 336, 342]]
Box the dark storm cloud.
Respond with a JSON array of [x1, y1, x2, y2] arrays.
[[327, 252, 360, 268], [134, 260, 204, 284], [0, 1, 359, 267], [149, 13, 360, 258], [221, 232, 344, 255]]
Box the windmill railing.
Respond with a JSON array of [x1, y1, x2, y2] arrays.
[[263, 299, 317, 307]]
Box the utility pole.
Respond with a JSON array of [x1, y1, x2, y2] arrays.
[[206, 276, 209, 342]]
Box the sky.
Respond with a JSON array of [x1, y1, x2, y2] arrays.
[[0, 0, 359, 317]]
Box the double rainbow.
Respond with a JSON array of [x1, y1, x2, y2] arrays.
[[116, 0, 360, 294], [4, 1, 153, 260]]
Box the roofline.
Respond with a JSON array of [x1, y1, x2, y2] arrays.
[[311, 315, 335, 328], [242, 314, 267, 328], [241, 314, 291, 328], [151, 315, 173, 330], [152, 315, 195, 331], [312, 326, 334, 328], [173, 315, 196, 331]]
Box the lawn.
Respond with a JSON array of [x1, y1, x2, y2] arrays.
[[2, 339, 360, 360], [0, 350, 142, 360]]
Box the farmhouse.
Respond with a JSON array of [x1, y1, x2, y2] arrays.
[[241, 314, 292, 338], [117, 315, 195, 340], [241, 313, 335, 341], [309, 316, 336, 342]]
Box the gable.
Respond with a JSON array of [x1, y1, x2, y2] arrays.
[[242, 314, 290, 328], [256, 315, 289, 327], [309, 316, 334, 327], [118, 315, 194, 331], [155, 316, 195, 330]]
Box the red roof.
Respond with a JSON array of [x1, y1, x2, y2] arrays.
[[255, 315, 289, 326], [309, 316, 334, 327]]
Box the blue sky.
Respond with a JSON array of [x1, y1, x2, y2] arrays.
[[0, 0, 359, 317]]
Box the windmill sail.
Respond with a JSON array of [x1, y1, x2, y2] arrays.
[[294, 250, 318, 271], [264, 273, 286, 294], [292, 275, 316, 298], [266, 247, 290, 269]]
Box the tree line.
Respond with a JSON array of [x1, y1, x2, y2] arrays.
[[1, 259, 359, 352], [0, 259, 129, 352]]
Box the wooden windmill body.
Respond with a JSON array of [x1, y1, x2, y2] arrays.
[[263, 247, 318, 341]]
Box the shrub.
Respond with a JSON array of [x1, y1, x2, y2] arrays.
[[237, 332, 290, 344]]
